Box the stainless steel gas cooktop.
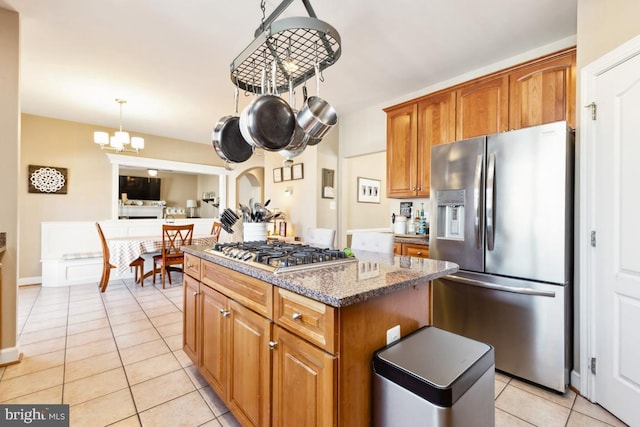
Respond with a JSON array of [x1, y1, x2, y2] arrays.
[[204, 240, 356, 274]]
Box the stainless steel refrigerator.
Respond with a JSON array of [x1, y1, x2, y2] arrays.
[[430, 121, 573, 392]]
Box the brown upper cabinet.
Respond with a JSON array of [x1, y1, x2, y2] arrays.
[[385, 47, 576, 198], [509, 51, 576, 130], [385, 91, 456, 198], [456, 74, 509, 139], [385, 103, 418, 197]]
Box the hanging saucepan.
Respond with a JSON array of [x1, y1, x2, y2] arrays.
[[297, 62, 338, 142], [212, 84, 254, 163], [239, 61, 296, 151], [279, 78, 309, 158], [298, 84, 322, 146]]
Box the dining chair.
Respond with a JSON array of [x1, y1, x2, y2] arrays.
[[350, 231, 395, 254], [95, 222, 144, 292], [153, 223, 194, 289], [211, 221, 222, 241], [305, 228, 336, 249]]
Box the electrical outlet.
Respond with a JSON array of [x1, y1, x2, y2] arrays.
[[386, 325, 401, 345]]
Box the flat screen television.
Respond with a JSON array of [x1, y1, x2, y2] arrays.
[[119, 175, 161, 200]]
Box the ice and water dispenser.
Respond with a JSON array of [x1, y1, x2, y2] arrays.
[[435, 189, 466, 241]]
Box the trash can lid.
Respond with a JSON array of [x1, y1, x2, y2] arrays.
[[373, 326, 494, 407]]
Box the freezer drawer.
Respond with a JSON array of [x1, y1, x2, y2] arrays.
[[432, 272, 571, 392]]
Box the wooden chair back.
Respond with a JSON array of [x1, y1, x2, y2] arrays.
[[162, 224, 194, 257], [96, 222, 110, 260], [211, 221, 222, 241], [96, 222, 115, 292]]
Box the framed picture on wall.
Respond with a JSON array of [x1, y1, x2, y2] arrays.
[[28, 165, 68, 194], [357, 177, 380, 203], [282, 166, 292, 181], [273, 167, 283, 183], [322, 168, 335, 199], [292, 163, 304, 180]]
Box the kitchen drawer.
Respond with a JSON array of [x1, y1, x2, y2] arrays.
[[201, 260, 273, 318], [184, 253, 202, 279], [393, 242, 402, 255], [274, 287, 336, 354], [402, 243, 429, 259]]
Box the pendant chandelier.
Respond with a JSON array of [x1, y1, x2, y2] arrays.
[[94, 99, 144, 153]]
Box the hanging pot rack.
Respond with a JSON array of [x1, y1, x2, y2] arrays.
[[230, 0, 342, 95]]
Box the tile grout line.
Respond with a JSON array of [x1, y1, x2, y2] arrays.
[[101, 277, 215, 425]]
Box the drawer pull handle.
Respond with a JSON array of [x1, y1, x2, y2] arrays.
[[219, 309, 230, 318], [416, 251, 422, 255], [187, 263, 194, 268], [292, 312, 303, 321], [268, 341, 278, 350]]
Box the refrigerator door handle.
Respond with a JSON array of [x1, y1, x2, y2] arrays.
[[474, 154, 483, 248], [486, 153, 496, 250], [443, 274, 556, 297]]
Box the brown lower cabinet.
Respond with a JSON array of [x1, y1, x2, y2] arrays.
[[183, 252, 430, 427], [393, 242, 429, 258]]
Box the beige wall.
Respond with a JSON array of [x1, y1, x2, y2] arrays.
[[19, 114, 225, 281], [316, 127, 339, 234], [577, 0, 640, 68], [343, 152, 390, 233], [0, 7, 20, 360]]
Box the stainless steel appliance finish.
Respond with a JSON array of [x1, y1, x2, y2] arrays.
[[430, 121, 574, 392], [205, 240, 356, 274]]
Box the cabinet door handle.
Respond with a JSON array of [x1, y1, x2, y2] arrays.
[[292, 312, 303, 321], [268, 341, 278, 350], [193, 291, 199, 296], [219, 309, 230, 317]]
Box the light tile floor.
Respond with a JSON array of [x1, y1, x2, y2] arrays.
[[0, 277, 629, 427]]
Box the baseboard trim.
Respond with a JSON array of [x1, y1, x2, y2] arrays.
[[570, 369, 581, 394], [0, 346, 22, 366], [18, 276, 41, 286]]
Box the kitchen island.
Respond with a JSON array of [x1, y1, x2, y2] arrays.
[[181, 245, 457, 427]]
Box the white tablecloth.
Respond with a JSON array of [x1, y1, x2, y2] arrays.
[[108, 235, 217, 274]]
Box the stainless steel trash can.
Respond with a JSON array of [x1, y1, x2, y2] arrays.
[[373, 326, 495, 427]]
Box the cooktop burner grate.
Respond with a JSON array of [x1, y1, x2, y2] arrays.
[[206, 240, 356, 273]]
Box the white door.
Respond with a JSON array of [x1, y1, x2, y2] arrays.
[[587, 43, 640, 426]]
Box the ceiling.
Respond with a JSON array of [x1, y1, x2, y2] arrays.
[[1, 0, 577, 146]]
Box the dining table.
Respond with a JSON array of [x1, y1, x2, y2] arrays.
[[108, 234, 218, 276]]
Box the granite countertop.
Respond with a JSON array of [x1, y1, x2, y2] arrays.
[[394, 234, 430, 245], [182, 245, 457, 308]]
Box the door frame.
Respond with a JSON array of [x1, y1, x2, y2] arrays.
[[579, 34, 640, 400]]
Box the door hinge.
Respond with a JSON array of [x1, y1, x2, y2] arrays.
[[590, 357, 597, 374], [584, 102, 597, 120], [591, 231, 596, 247]]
